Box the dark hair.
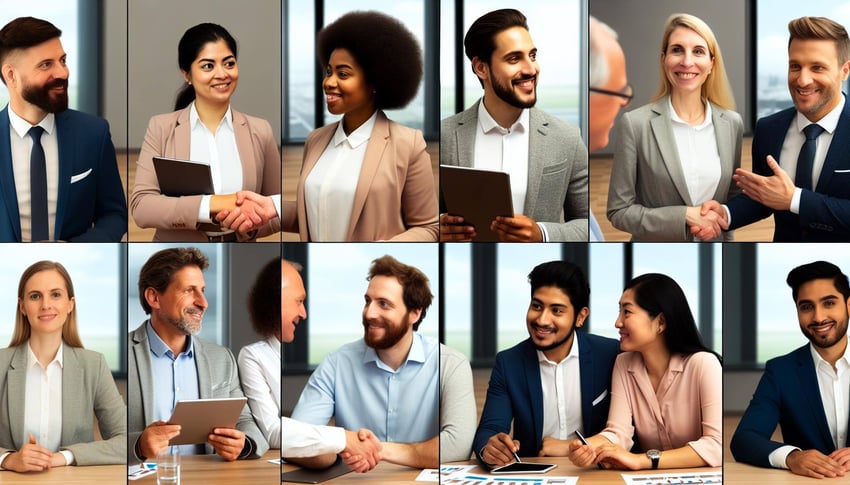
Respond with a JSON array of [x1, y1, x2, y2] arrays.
[[317, 11, 422, 110], [367, 255, 432, 330], [625, 273, 719, 361], [0, 17, 62, 85], [138, 247, 209, 314], [786, 260, 850, 302], [248, 258, 281, 339], [464, 9, 529, 86], [174, 23, 238, 110], [527, 261, 589, 311], [788, 16, 850, 64]]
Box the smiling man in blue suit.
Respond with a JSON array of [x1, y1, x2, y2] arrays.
[[731, 261, 850, 479], [473, 261, 619, 469], [0, 17, 126, 242]]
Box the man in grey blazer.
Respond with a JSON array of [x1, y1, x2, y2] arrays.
[[440, 8, 588, 242], [128, 247, 268, 464]]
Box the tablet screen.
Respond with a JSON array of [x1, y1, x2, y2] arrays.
[[491, 462, 557, 474]]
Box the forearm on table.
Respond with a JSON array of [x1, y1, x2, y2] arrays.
[[382, 436, 439, 469]]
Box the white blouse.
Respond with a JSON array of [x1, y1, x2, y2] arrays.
[[189, 102, 243, 223], [669, 98, 721, 205]]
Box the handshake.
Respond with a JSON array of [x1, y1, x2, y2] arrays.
[[340, 428, 383, 473], [686, 201, 728, 241], [214, 191, 278, 234]]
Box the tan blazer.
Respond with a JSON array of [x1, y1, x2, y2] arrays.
[[0, 344, 126, 465], [130, 106, 281, 241], [282, 111, 438, 241]]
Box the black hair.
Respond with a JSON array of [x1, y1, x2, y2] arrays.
[[625, 273, 720, 362], [528, 261, 589, 312], [174, 23, 238, 111], [317, 11, 422, 110], [786, 260, 850, 302], [463, 9, 529, 87], [248, 258, 282, 339], [0, 17, 62, 85]]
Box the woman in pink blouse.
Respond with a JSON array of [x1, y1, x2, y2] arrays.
[[549, 273, 722, 470]]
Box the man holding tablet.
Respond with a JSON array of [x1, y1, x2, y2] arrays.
[[127, 247, 268, 464]]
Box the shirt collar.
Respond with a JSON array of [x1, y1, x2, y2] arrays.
[[810, 335, 850, 370], [8, 106, 55, 139], [796, 94, 845, 135], [668, 97, 713, 130], [27, 341, 63, 369], [146, 319, 194, 359], [332, 110, 378, 149], [189, 101, 234, 132], [477, 99, 529, 135], [362, 331, 426, 370], [266, 336, 281, 357], [536, 334, 580, 365]]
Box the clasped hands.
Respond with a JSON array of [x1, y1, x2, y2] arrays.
[[440, 213, 543, 242], [339, 428, 382, 473], [786, 448, 850, 479], [2, 433, 67, 472], [214, 191, 277, 234]]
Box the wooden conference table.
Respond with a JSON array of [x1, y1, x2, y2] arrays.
[[282, 460, 421, 483], [724, 460, 843, 484]]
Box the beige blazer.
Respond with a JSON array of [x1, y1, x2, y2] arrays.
[[130, 106, 281, 241], [606, 97, 743, 241], [282, 111, 438, 241], [0, 343, 126, 465]]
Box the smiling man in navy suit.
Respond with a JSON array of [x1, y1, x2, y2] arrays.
[[473, 261, 619, 468], [731, 261, 850, 478], [0, 17, 126, 242]]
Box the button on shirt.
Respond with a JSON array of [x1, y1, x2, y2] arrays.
[[538, 336, 583, 441], [8, 108, 59, 241], [474, 101, 529, 216], [189, 102, 243, 224], [19, 344, 73, 466], [290, 333, 439, 443], [304, 111, 377, 241], [146, 321, 201, 455], [669, 98, 721, 206]]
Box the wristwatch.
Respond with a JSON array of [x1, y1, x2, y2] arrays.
[[646, 449, 661, 470]]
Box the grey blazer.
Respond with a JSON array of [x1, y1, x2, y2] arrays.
[[440, 100, 588, 241], [128, 322, 269, 463], [0, 343, 126, 465], [606, 96, 743, 241]]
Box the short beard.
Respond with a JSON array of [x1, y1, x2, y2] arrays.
[[362, 315, 408, 350], [803, 318, 848, 350], [22, 78, 69, 113], [530, 317, 576, 352], [491, 73, 536, 109], [164, 313, 201, 336]]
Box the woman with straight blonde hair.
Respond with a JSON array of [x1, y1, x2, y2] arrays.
[[0, 261, 125, 472], [607, 13, 743, 241]]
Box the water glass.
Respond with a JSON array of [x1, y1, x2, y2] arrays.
[[157, 450, 180, 485]]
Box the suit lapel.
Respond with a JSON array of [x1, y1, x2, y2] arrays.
[[454, 103, 478, 168], [816, 97, 850, 192], [174, 108, 191, 161], [577, 332, 594, 434], [0, 107, 22, 240], [711, 106, 734, 201], [650, 99, 693, 205], [54, 112, 73, 239], [523, 341, 544, 446], [232, 109, 256, 190], [8, 346, 27, 449], [60, 344, 82, 445], [195, 338, 210, 399], [795, 347, 835, 450], [346, 112, 389, 240], [525, 109, 546, 215], [132, 324, 155, 424]]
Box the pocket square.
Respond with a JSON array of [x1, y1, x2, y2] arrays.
[[70, 168, 93, 184], [834, 169, 850, 173], [592, 389, 608, 406]]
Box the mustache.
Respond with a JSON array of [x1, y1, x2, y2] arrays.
[[512, 75, 536, 84], [45, 78, 68, 90], [531, 323, 556, 332]]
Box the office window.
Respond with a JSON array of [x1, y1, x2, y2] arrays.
[[0, 244, 123, 372], [588, 243, 625, 340], [443, 243, 471, 358], [307, 243, 439, 366]]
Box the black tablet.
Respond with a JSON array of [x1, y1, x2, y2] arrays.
[[490, 462, 557, 474]]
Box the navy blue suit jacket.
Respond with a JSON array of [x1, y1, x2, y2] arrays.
[[726, 97, 850, 241], [472, 332, 620, 467], [731, 344, 848, 468], [0, 106, 127, 241]]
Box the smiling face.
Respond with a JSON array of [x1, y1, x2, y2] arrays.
[[149, 266, 208, 336], [477, 26, 539, 109], [19, 269, 74, 337], [615, 288, 665, 353], [281, 261, 306, 343], [323, 48, 375, 119], [795, 278, 850, 350], [2, 37, 69, 117], [362, 275, 418, 351], [182, 39, 238, 108], [525, 285, 587, 361], [787, 38, 850, 122], [662, 27, 714, 97]]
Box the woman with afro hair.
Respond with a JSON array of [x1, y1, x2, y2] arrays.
[[282, 11, 438, 241]]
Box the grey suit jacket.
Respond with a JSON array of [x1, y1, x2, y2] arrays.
[[606, 96, 743, 241], [128, 321, 268, 463], [0, 343, 126, 465], [440, 99, 588, 241]]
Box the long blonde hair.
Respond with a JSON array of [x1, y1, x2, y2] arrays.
[[651, 13, 735, 110], [10, 261, 83, 348]]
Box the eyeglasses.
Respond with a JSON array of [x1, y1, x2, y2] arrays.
[[590, 84, 634, 107]]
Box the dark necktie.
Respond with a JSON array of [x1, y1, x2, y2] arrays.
[[795, 123, 825, 191], [28, 126, 48, 241]]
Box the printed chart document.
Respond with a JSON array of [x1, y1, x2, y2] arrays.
[[621, 471, 722, 485]]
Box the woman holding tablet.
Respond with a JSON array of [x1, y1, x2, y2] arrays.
[[0, 261, 125, 471], [131, 23, 280, 242]]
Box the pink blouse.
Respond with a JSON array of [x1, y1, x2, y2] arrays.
[[598, 351, 722, 467]]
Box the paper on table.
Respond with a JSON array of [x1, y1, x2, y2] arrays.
[[620, 471, 722, 485], [128, 463, 157, 480], [440, 473, 578, 485]]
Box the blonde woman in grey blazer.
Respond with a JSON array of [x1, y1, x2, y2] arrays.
[[0, 262, 125, 472], [607, 13, 742, 241]]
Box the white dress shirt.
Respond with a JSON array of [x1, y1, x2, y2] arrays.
[[237, 337, 281, 448], [304, 111, 377, 241], [280, 360, 345, 457], [537, 336, 583, 441], [768, 336, 850, 469], [474, 100, 530, 216], [189, 102, 243, 224], [8, 108, 59, 241], [669, 99, 721, 205]]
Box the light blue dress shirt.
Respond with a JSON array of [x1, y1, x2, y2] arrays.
[[291, 333, 439, 443], [146, 321, 202, 455]]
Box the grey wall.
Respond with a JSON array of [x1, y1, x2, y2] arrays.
[[103, 1, 127, 148], [127, 0, 281, 150], [229, 244, 281, 357], [725, 371, 763, 413], [590, 0, 751, 154]]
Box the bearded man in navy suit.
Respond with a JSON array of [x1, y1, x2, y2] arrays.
[[0, 16, 126, 242]]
